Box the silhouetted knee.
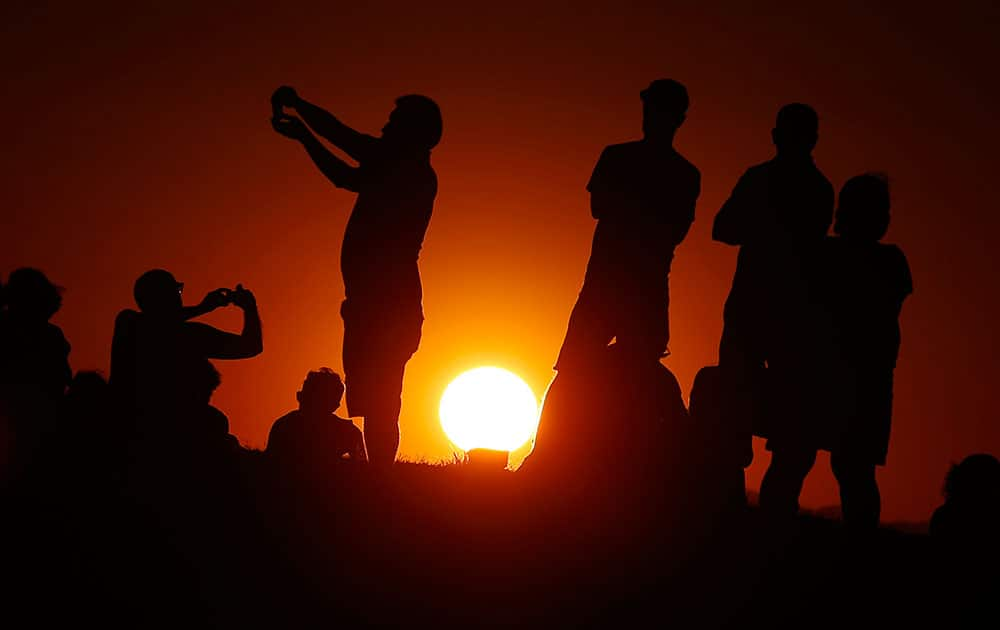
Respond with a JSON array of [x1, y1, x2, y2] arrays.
[[760, 448, 816, 514]]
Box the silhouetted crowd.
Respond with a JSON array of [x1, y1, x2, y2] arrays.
[[1, 78, 998, 625]]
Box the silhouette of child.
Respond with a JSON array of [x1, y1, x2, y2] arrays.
[[267, 369, 367, 471], [760, 174, 912, 528]]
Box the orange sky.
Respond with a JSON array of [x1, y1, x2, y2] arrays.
[[2, 1, 998, 523]]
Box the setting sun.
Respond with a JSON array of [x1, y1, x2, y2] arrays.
[[439, 367, 540, 453]]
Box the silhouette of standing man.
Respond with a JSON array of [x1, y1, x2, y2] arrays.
[[712, 103, 834, 472], [556, 79, 700, 369], [271, 87, 441, 466]]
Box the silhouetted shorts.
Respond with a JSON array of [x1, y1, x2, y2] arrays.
[[340, 299, 422, 419]]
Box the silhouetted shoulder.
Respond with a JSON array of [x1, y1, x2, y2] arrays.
[[879, 243, 913, 298], [266, 410, 300, 452]]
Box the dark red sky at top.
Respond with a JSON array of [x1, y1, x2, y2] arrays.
[[1, 1, 997, 523]]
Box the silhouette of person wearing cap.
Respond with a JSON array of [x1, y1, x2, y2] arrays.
[[110, 269, 262, 433], [712, 103, 834, 472], [555, 79, 700, 371], [271, 87, 441, 467]]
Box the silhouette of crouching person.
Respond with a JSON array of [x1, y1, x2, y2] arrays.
[[267, 368, 367, 475]]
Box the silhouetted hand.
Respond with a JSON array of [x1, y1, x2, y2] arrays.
[[271, 86, 299, 109], [230, 284, 256, 311], [272, 114, 309, 141], [198, 288, 232, 312]]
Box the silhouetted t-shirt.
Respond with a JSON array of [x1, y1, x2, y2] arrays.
[[0, 314, 71, 401], [826, 239, 913, 369], [340, 148, 437, 310], [266, 410, 366, 464], [584, 141, 700, 287], [110, 310, 254, 415]]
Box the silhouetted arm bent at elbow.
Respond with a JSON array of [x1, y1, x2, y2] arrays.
[[301, 132, 362, 192]]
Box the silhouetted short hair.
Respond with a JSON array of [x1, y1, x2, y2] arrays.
[[640, 79, 689, 115], [775, 103, 818, 134], [834, 173, 891, 241], [4, 268, 63, 320], [134, 269, 181, 312], [391, 95, 443, 151], [301, 368, 345, 409], [943, 453, 1000, 504]]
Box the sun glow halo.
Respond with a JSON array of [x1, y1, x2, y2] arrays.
[[439, 367, 540, 453]]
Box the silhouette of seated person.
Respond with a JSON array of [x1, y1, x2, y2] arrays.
[[930, 453, 1000, 550], [929, 454, 1000, 614], [688, 365, 754, 512], [0, 268, 72, 481], [271, 87, 441, 467], [110, 270, 262, 435], [759, 174, 912, 528], [712, 103, 834, 464], [266, 368, 367, 475], [556, 79, 700, 373], [176, 358, 241, 461], [528, 342, 689, 483]]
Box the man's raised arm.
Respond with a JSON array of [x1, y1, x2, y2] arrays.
[[273, 86, 376, 163], [273, 115, 362, 192]]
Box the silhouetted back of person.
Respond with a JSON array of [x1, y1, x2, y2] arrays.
[[266, 368, 367, 474], [110, 269, 262, 433], [759, 174, 912, 528], [0, 268, 71, 401], [0, 268, 71, 483], [556, 79, 700, 371], [272, 87, 441, 466], [711, 103, 834, 467]]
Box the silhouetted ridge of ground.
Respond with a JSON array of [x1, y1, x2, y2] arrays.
[[0, 456, 975, 628]]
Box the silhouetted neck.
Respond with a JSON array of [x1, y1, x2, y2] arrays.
[[641, 134, 676, 151], [773, 151, 814, 165]]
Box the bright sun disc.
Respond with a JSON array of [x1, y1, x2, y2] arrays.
[[439, 367, 540, 452]]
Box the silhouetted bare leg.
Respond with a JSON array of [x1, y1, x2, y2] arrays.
[[831, 453, 880, 529], [759, 448, 816, 517]]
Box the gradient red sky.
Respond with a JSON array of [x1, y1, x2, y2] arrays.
[[2, 1, 997, 522]]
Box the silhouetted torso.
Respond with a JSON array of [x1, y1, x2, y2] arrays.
[[266, 410, 366, 467], [820, 237, 912, 462], [584, 140, 699, 290], [340, 146, 437, 309], [0, 312, 71, 402], [110, 311, 241, 418]]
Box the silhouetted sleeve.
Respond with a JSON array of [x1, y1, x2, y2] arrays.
[[671, 167, 700, 246], [712, 170, 752, 245], [109, 310, 139, 388], [891, 246, 913, 306], [266, 415, 290, 455], [811, 177, 835, 239], [587, 147, 614, 220]]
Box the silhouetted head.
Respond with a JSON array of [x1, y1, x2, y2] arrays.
[[641, 79, 688, 140], [834, 173, 891, 241], [772, 103, 818, 158], [133, 269, 183, 316], [297, 368, 345, 415], [943, 453, 1000, 506], [188, 359, 222, 407], [381, 95, 443, 152], [4, 268, 63, 321]]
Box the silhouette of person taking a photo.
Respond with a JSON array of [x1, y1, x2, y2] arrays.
[[556, 79, 700, 371], [110, 269, 262, 441], [271, 86, 441, 467], [266, 368, 367, 471], [712, 103, 834, 470]]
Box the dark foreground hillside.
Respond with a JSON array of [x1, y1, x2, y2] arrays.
[[2, 453, 994, 628]]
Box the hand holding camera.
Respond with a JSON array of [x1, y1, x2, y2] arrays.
[[199, 285, 256, 312]]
